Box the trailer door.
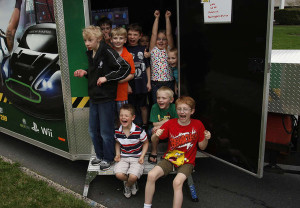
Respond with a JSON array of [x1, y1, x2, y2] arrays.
[[178, 0, 272, 177]]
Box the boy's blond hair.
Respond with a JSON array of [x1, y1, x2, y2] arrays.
[[157, 86, 174, 99], [111, 27, 127, 38], [175, 96, 196, 110], [82, 26, 102, 40], [168, 47, 178, 56]]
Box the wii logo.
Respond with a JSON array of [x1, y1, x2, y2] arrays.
[[41, 127, 53, 137], [31, 122, 53, 137]]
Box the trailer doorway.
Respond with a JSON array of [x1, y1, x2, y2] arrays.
[[86, 0, 271, 177]]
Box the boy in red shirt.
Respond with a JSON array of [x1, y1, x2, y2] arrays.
[[144, 96, 211, 208]]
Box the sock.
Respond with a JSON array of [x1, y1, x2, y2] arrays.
[[144, 203, 152, 208]]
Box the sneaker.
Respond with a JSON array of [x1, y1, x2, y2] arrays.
[[123, 181, 131, 198], [91, 158, 102, 166], [100, 160, 112, 171], [131, 181, 139, 195]]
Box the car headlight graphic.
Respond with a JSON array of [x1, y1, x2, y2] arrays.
[[2, 57, 10, 79], [0, 35, 9, 62], [34, 70, 61, 92]]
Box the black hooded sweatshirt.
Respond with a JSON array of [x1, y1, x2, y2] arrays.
[[85, 40, 130, 103]]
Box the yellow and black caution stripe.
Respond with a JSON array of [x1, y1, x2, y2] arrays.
[[72, 97, 90, 108], [0, 93, 11, 104]]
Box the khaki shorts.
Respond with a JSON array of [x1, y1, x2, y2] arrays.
[[114, 157, 144, 178], [157, 159, 194, 178]]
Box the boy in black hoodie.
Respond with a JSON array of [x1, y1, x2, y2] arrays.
[[74, 26, 130, 170]]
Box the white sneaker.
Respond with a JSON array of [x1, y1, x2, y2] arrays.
[[123, 181, 131, 198], [131, 181, 139, 195]]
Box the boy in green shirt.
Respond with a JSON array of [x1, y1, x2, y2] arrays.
[[148, 86, 178, 163]]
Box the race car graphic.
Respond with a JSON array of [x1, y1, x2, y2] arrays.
[[0, 23, 64, 120]]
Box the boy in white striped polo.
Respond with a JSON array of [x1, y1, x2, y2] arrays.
[[114, 104, 149, 198]]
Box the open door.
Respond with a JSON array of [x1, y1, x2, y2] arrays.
[[178, 0, 272, 177], [88, 0, 272, 177]]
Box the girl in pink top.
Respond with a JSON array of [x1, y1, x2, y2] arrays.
[[149, 10, 175, 103]]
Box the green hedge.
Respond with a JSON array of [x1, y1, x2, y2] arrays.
[[274, 8, 300, 25]]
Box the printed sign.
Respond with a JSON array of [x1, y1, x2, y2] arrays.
[[203, 0, 232, 23]]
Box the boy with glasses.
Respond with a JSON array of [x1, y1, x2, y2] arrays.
[[144, 96, 211, 208]]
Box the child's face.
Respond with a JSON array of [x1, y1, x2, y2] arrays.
[[157, 91, 173, 110], [167, 51, 178, 67], [111, 35, 127, 50], [140, 36, 150, 47], [176, 103, 195, 125], [156, 32, 167, 50], [100, 23, 112, 40], [84, 35, 100, 51], [127, 30, 141, 46], [119, 109, 135, 128]]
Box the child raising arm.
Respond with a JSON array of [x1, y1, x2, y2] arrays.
[[149, 10, 176, 103]]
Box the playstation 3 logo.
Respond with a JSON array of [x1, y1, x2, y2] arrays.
[[31, 122, 39, 132]]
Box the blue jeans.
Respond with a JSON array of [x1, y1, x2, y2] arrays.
[[89, 101, 115, 162]]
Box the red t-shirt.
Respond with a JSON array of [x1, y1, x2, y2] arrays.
[[159, 118, 205, 167], [115, 47, 135, 101]]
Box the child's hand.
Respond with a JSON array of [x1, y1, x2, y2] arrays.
[[114, 154, 121, 162], [138, 157, 144, 164], [147, 82, 151, 92], [165, 10, 172, 18], [103, 33, 110, 41], [204, 130, 211, 140], [144, 48, 150, 58], [152, 126, 159, 134], [154, 10, 160, 18], [97, 77, 107, 86], [155, 128, 164, 137], [74, 69, 87, 77]]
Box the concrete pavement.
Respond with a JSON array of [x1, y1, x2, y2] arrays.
[[0, 132, 300, 208]]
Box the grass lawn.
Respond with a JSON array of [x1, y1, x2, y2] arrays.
[[0, 158, 91, 208], [272, 25, 300, 49]]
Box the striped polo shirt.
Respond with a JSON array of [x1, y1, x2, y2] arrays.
[[115, 123, 148, 158]]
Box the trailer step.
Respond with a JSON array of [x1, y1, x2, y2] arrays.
[[83, 152, 207, 200]]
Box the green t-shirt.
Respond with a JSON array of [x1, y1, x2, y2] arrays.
[[149, 103, 178, 128]]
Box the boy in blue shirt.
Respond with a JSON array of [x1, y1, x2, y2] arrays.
[[126, 23, 151, 129]]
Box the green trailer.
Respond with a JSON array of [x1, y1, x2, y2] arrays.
[[0, 0, 92, 160]]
